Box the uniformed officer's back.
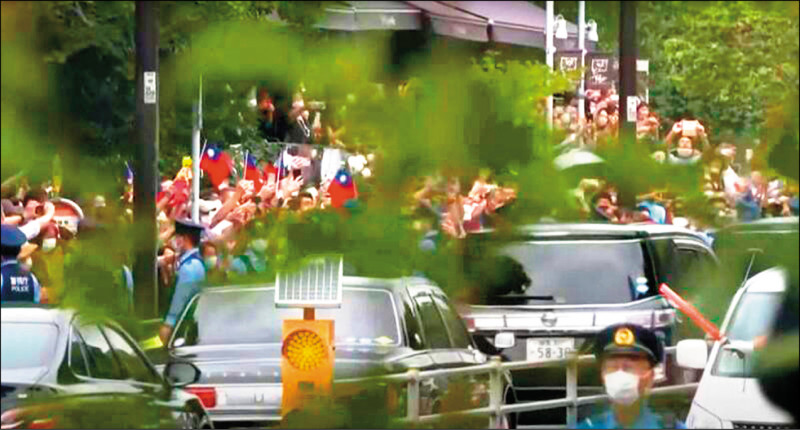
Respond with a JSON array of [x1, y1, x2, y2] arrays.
[[159, 219, 207, 344], [1, 225, 42, 303], [575, 324, 685, 429]]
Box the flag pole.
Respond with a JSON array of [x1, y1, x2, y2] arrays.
[[276, 147, 283, 202], [243, 150, 249, 181]]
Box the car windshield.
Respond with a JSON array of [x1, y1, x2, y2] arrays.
[[465, 238, 652, 305], [173, 288, 401, 347], [713, 292, 783, 378], [1, 322, 59, 370]]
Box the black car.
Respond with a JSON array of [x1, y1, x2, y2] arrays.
[[0, 305, 211, 429], [160, 277, 516, 429], [458, 222, 719, 425]]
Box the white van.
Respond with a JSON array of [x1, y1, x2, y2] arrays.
[[677, 267, 794, 429]]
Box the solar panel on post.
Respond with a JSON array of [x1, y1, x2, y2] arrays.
[[275, 255, 343, 309], [278, 255, 341, 414]]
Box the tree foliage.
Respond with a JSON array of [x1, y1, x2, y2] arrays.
[[640, 1, 799, 136]]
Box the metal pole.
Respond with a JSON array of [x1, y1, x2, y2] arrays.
[[619, 1, 637, 146], [546, 1, 555, 129], [566, 359, 578, 428], [489, 356, 504, 428], [133, 0, 159, 319], [191, 75, 202, 223], [578, 1, 586, 124], [406, 369, 420, 423]]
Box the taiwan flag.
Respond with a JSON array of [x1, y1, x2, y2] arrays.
[[328, 168, 358, 208], [200, 144, 233, 188], [244, 153, 264, 191]]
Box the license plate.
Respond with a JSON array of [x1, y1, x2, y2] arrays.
[[218, 386, 281, 406], [527, 338, 575, 362]]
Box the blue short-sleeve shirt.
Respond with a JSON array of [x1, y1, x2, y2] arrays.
[[164, 249, 206, 327], [576, 405, 685, 429]]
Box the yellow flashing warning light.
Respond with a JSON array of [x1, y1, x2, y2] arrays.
[[281, 319, 335, 415], [283, 329, 328, 371]]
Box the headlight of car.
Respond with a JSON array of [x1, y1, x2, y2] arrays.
[[687, 403, 723, 429]]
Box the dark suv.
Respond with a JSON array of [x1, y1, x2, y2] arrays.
[[457, 223, 718, 425]]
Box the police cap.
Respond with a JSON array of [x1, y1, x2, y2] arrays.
[[1, 224, 27, 253], [593, 323, 663, 366], [174, 218, 205, 239]]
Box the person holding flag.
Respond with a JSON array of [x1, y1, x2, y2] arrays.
[[244, 153, 264, 193], [200, 143, 234, 189], [326, 168, 358, 208]]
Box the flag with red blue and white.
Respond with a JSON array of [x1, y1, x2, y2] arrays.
[[328, 168, 358, 208], [200, 144, 233, 188]]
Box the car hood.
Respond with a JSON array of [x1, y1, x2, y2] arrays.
[[171, 344, 405, 385], [461, 297, 673, 334], [693, 375, 794, 424]]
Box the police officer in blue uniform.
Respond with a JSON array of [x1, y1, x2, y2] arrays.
[[576, 323, 685, 429], [159, 219, 206, 344], [1, 225, 42, 303]]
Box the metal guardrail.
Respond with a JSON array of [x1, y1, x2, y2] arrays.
[[335, 346, 698, 429]]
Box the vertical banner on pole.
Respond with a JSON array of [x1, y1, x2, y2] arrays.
[[637, 59, 650, 104], [144, 72, 157, 104]]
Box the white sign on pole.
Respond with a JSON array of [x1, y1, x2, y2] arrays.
[[144, 72, 157, 104], [636, 60, 649, 73], [627, 96, 638, 122]]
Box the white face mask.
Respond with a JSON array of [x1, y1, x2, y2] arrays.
[[603, 370, 640, 406], [42, 238, 57, 253], [204, 256, 218, 268]]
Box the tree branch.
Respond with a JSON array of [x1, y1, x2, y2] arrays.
[[73, 2, 95, 27]]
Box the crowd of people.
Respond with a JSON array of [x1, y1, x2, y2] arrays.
[[552, 87, 799, 232], [2, 81, 799, 342]]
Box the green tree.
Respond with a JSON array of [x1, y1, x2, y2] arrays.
[[31, 1, 329, 181], [639, 1, 799, 137]]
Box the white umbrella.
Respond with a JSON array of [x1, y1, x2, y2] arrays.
[[554, 149, 605, 171]]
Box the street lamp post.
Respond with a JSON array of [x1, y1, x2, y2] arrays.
[[578, 1, 586, 123], [546, 1, 554, 128], [191, 76, 202, 224], [619, 1, 637, 146]]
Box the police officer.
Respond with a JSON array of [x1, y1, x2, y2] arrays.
[[1, 225, 42, 303], [159, 219, 206, 344], [576, 323, 685, 429]]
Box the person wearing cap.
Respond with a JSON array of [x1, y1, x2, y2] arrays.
[[159, 219, 206, 344], [1, 225, 42, 303], [576, 323, 685, 429]]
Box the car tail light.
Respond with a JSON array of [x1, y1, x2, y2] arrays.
[[185, 387, 217, 409], [464, 317, 476, 332], [0, 408, 23, 430], [1, 408, 56, 430]]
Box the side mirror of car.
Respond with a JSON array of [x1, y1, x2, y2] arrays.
[[164, 361, 201, 388], [677, 339, 709, 370], [722, 340, 755, 359]]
